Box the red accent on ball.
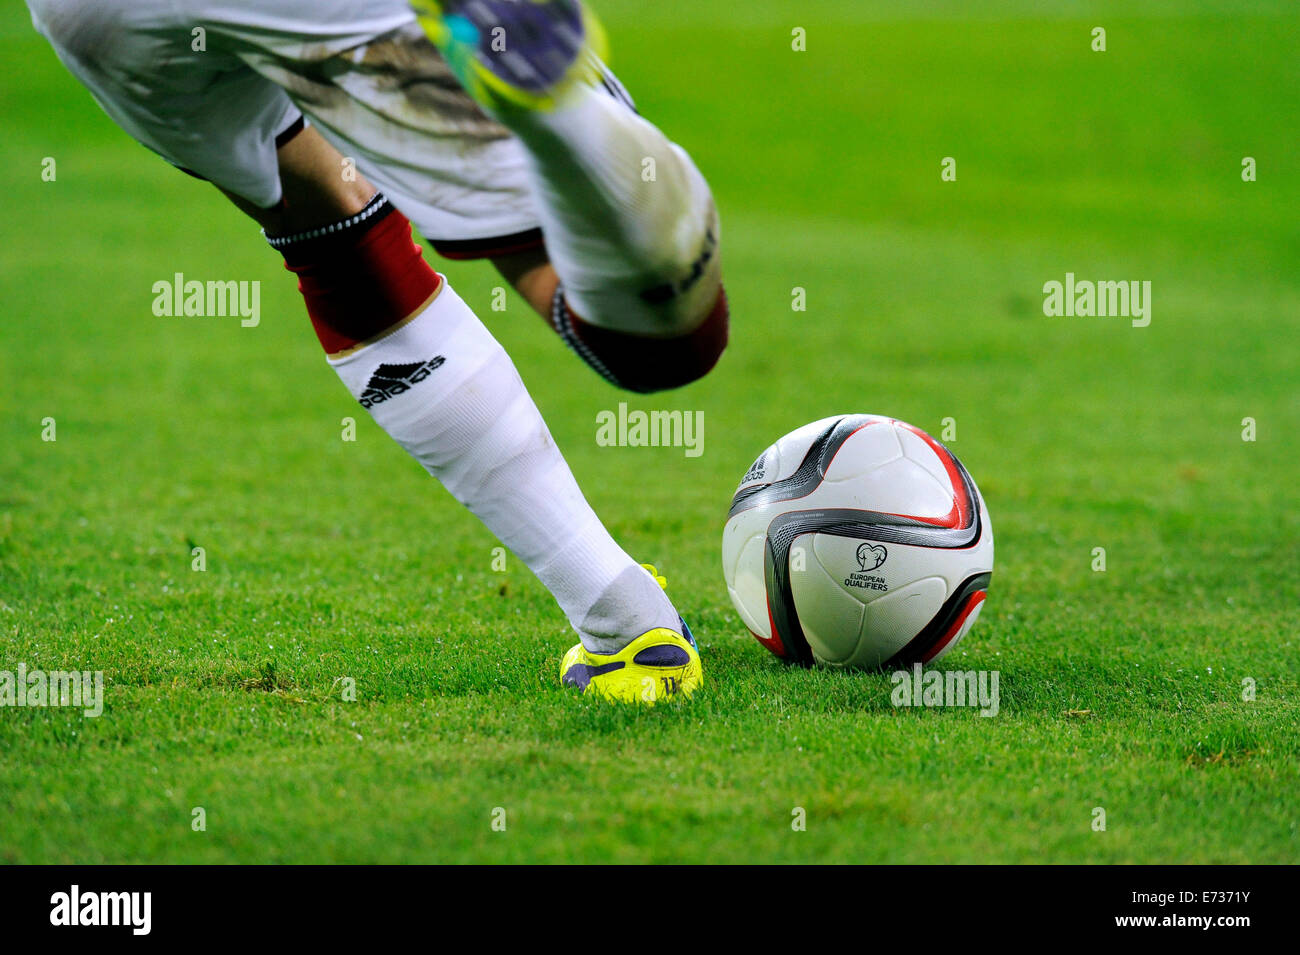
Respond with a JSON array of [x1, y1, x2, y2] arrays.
[[921, 590, 986, 663], [751, 603, 788, 659], [895, 422, 973, 530]]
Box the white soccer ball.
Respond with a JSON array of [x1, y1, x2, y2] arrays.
[[722, 415, 994, 669]]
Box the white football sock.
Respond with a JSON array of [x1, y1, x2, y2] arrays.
[[495, 75, 722, 335], [328, 278, 679, 653]]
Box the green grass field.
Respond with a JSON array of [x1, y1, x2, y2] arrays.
[[1, 0, 1297, 863]]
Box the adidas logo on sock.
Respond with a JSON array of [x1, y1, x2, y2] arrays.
[[358, 357, 445, 408]]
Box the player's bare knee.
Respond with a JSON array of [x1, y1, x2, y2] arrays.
[[274, 126, 376, 232]]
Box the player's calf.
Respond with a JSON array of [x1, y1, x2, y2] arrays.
[[266, 192, 684, 656], [255, 128, 684, 663]]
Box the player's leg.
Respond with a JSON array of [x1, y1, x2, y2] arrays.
[[413, 0, 728, 394], [261, 127, 702, 702], [27, 0, 700, 702]]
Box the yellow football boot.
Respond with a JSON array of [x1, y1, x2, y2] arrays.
[[559, 564, 702, 704], [411, 0, 608, 112]]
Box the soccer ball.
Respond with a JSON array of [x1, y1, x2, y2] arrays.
[[722, 415, 993, 669]]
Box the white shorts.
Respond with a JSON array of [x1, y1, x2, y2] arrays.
[[27, 0, 548, 256]]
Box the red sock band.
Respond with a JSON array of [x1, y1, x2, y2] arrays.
[[277, 202, 441, 355], [562, 287, 730, 393]]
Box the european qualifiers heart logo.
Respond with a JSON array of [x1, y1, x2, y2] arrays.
[[856, 542, 888, 572]]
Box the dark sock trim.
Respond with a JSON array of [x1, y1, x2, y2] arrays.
[[550, 285, 623, 388], [274, 114, 307, 149], [265, 192, 394, 255], [431, 228, 546, 261]]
